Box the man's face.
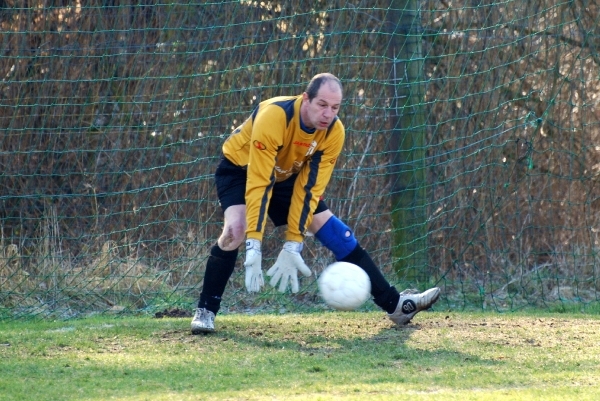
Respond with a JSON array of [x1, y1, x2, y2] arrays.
[[302, 83, 342, 130]]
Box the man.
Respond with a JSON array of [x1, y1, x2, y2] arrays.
[[191, 73, 440, 334]]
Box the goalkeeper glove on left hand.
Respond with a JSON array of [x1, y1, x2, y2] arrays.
[[266, 241, 312, 293]]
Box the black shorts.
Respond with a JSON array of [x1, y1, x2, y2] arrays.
[[214, 156, 329, 227]]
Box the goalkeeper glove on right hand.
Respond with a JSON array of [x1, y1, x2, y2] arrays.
[[244, 238, 264, 293]]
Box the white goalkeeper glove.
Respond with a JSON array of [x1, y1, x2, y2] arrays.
[[266, 241, 312, 293], [244, 239, 264, 293]]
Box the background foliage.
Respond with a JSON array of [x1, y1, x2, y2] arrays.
[[1, 0, 599, 318]]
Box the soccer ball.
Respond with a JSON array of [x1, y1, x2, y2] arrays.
[[318, 262, 371, 311]]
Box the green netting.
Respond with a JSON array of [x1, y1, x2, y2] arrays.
[[1, 0, 599, 319]]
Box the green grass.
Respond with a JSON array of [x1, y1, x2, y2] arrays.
[[1, 310, 599, 400]]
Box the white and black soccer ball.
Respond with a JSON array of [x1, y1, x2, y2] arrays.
[[318, 262, 371, 311]]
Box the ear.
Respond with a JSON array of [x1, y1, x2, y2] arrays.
[[302, 92, 309, 102]]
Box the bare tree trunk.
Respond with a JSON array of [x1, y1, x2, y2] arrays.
[[387, 0, 428, 285]]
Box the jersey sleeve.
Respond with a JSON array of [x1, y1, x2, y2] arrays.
[[244, 106, 286, 242], [285, 123, 345, 242]]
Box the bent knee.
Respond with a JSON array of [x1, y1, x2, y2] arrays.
[[314, 216, 358, 260], [218, 222, 246, 251]]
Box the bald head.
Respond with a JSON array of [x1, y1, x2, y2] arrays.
[[300, 73, 343, 130], [305, 73, 343, 101]]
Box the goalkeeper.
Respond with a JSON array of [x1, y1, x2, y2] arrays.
[[191, 73, 440, 334]]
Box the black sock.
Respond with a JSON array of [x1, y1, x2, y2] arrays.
[[198, 244, 238, 315], [340, 244, 400, 314]]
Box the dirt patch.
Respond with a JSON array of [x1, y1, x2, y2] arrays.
[[154, 308, 192, 318]]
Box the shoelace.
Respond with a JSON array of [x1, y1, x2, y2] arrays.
[[197, 309, 213, 324]]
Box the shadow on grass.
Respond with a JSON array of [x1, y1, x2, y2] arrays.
[[0, 312, 506, 401]]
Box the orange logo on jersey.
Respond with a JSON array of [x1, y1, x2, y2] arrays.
[[253, 140, 267, 150], [293, 141, 311, 147]]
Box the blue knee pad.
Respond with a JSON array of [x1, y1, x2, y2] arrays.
[[314, 216, 358, 260]]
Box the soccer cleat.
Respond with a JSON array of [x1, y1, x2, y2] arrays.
[[388, 287, 441, 325], [191, 307, 215, 334]]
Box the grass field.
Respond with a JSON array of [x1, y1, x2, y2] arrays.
[[1, 310, 599, 400]]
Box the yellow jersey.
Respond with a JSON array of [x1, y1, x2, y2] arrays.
[[222, 95, 345, 242]]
